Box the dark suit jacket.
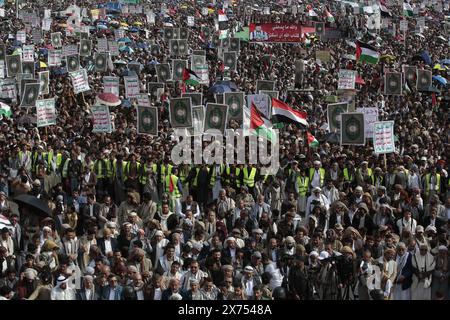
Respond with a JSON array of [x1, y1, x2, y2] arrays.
[[328, 213, 352, 229], [77, 288, 100, 300], [97, 237, 119, 256], [422, 217, 445, 232], [397, 253, 413, 290], [351, 214, 375, 235], [101, 285, 123, 300], [81, 203, 101, 223]]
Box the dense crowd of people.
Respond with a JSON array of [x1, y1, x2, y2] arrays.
[[0, 0, 449, 301]]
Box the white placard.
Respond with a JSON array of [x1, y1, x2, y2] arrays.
[[91, 105, 112, 133], [124, 76, 140, 98], [36, 98, 56, 127], [356, 107, 379, 138], [70, 69, 90, 94], [338, 69, 356, 90], [373, 121, 395, 154], [103, 76, 120, 96]]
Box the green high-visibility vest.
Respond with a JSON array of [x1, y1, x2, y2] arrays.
[[94, 160, 110, 179], [165, 174, 181, 198], [124, 161, 141, 181], [296, 176, 309, 196], [309, 168, 325, 187], [343, 168, 354, 182], [210, 164, 225, 187], [424, 173, 441, 195], [62, 159, 71, 178], [139, 164, 150, 184], [235, 167, 241, 187], [243, 167, 256, 188]]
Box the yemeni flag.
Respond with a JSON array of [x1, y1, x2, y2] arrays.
[[182, 68, 200, 86], [0, 102, 12, 118], [325, 9, 335, 23], [250, 102, 276, 143], [403, 2, 413, 17], [218, 9, 228, 22], [356, 41, 379, 64], [271, 98, 309, 127], [307, 132, 319, 148]]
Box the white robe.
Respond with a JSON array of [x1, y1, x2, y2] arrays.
[[411, 252, 435, 300]]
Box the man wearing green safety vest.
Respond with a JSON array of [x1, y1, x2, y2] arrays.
[[356, 161, 373, 186], [208, 164, 225, 201], [31, 145, 46, 177], [178, 164, 191, 201], [309, 160, 325, 189], [93, 151, 111, 199], [243, 164, 258, 198], [124, 153, 141, 192], [233, 164, 244, 192], [343, 160, 357, 187], [139, 157, 152, 194], [156, 159, 173, 198], [295, 168, 310, 216], [165, 167, 183, 215], [423, 166, 442, 202]]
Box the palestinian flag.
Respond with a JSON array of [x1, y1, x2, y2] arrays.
[[356, 41, 379, 64], [182, 68, 200, 86], [307, 132, 319, 148], [325, 9, 335, 23], [379, 3, 392, 17], [403, 2, 413, 17], [0, 102, 12, 118], [250, 102, 276, 143], [271, 98, 309, 127]]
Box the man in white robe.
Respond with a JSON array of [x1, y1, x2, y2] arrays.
[[411, 245, 435, 300]]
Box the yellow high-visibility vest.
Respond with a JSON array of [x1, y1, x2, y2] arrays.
[[296, 176, 309, 196], [309, 168, 325, 187], [165, 174, 181, 198], [243, 167, 257, 188], [343, 168, 354, 182], [424, 173, 441, 195]]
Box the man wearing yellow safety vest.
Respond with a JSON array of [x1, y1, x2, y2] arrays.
[[309, 160, 325, 189], [138, 157, 153, 195], [124, 153, 141, 191], [342, 160, 357, 187], [423, 166, 442, 202], [31, 145, 46, 177], [242, 164, 258, 198], [165, 167, 183, 215], [356, 161, 373, 187], [178, 164, 191, 201], [93, 151, 111, 199], [295, 168, 310, 216], [208, 164, 225, 201], [157, 158, 173, 198]]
